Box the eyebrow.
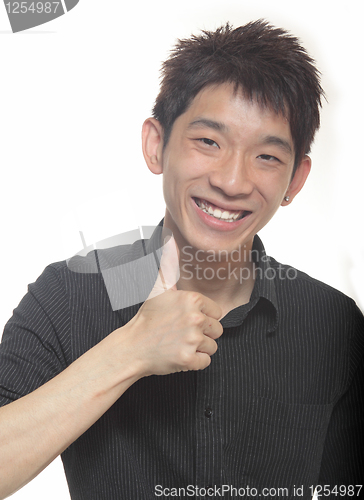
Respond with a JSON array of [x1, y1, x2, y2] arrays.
[[261, 135, 293, 156], [187, 118, 229, 133], [187, 119, 293, 156]]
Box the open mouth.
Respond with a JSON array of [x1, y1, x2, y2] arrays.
[[193, 197, 251, 223]]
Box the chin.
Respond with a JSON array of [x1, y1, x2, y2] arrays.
[[183, 235, 252, 255]]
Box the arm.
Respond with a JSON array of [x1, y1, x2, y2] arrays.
[[317, 359, 364, 491], [0, 241, 223, 499], [317, 304, 364, 495], [0, 329, 142, 498]]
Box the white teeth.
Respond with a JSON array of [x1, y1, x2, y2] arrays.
[[196, 198, 242, 222]]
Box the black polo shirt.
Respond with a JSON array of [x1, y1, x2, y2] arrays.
[[0, 229, 363, 500]]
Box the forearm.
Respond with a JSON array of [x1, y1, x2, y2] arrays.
[[0, 268, 223, 498], [0, 324, 141, 499]]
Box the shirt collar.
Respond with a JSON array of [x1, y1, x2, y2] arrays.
[[249, 235, 279, 332]]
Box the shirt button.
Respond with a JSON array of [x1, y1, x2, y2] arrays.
[[204, 407, 213, 418]]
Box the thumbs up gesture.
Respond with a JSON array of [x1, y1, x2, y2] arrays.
[[147, 235, 181, 299], [125, 235, 223, 376]]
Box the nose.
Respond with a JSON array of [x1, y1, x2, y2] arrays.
[[208, 152, 254, 198]]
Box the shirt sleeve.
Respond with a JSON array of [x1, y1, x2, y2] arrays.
[[318, 303, 364, 490], [0, 264, 71, 407]]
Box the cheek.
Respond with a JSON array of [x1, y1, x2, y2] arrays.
[[162, 167, 181, 195], [258, 173, 290, 202], [162, 169, 183, 210], [162, 157, 199, 192]]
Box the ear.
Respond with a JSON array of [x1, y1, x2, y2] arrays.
[[142, 118, 164, 175], [282, 155, 311, 206]]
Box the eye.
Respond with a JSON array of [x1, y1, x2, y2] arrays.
[[258, 154, 281, 162], [198, 138, 219, 148]]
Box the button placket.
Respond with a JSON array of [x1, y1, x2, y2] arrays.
[[194, 345, 224, 496]]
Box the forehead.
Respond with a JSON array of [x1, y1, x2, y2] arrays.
[[175, 83, 293, 143]]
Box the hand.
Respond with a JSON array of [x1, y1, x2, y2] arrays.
[[123, 235, 223, 376]]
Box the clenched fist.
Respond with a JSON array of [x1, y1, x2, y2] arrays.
[[122, 235, 223, 376]]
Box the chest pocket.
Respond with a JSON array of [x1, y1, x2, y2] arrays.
[[225, 397, 333, 497]]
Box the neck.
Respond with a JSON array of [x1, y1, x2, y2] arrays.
[[177, 242, 256, 317]]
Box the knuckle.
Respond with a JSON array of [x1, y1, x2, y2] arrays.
[[178, 350, 195, 368], [188, 291, 203, 307], [185, 328, 201, 345], [189, 312, 204, 327]]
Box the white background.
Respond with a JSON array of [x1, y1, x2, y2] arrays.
[[0, 1, 363, 498]]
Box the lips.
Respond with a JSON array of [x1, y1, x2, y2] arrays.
[[193, 197, 251, 223]]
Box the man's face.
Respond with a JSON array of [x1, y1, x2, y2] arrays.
[[154, 84, 307, 255]]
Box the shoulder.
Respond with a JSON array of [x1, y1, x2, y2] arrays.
[[268, 256, 360, 311], [266, 257, 364, 388], [27, 238, 153, 315], [266, 256, 364, 360]]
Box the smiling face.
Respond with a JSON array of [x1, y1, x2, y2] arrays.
[[143, 83, 310, 257]]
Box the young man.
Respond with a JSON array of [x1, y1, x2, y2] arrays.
[[0, 21, 363, 500]]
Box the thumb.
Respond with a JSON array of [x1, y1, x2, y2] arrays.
[[148, 235, 180, 299]]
